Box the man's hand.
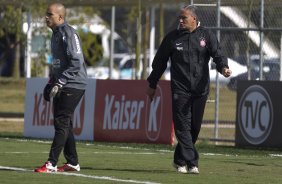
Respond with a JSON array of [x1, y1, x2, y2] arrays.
[[146, 87, 156, 102], [222, 67, 232, 78], [49, 78, 66, 98]]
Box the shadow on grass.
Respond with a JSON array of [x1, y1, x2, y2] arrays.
[[221, 160, 266, 167], [197, 141, 282, 155]]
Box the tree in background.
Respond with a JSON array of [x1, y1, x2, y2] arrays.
[[0, 0, 48, 78], [0, 3, 104, 78], [78, 30, 103, 66], [68, 7, 104, 67], [0, 5, 24, 78]]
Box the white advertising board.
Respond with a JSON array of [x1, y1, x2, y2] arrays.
[[24, 78, 96, 140]]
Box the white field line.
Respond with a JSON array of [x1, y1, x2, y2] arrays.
[[0, 118, 234, 128], [8, 138, 172, 153], [0, 151, 239, 158], [269, 154, 282, 157], [2, 151, 281, 159], [15, 139, 52, 144], [82, 152, 163, 155], [201, 124, 235, 128], [203, 153, 234, 157], [1, 151, 162, 155], [0, 166, 161, 184], [4, 138, 279, 158]]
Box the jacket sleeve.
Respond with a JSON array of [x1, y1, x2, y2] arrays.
[[60, 28, 85, 81], [147, 35, 172, 89], [207, 30, 228, 74]]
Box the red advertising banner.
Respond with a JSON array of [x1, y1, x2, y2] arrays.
[[94, 80, 174, 144]]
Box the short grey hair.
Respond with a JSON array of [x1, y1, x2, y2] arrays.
[[182, 5, 198, 19]]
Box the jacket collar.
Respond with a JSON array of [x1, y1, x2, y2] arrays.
[[177, 25, 203, 35], [53, 21, 67, 32]]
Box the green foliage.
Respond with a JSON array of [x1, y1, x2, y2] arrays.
[[28, 0, 48, 17], [30, 57, 48, 77], [0, 5, 24, 78], [30, 29, 50, 77], [0, 6, 22, 37], [128, 6, 139, 22], [60, 6, 104, 66], [67, 7, 101, 26], [78, 29, 103, 66]]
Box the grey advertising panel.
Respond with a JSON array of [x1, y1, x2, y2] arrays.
[[236, 80, 282, 148]]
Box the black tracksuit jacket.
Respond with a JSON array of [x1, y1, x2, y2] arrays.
[[147, 26, 228, 96]]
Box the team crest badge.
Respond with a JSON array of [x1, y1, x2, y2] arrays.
[[199, 38, 206, 47]]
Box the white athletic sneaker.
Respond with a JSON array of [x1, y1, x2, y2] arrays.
[[188, 166, 199, 174], [172, 162, 188, 174]]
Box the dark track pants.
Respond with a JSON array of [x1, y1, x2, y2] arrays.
[[172, 93, 207, 168], [48, 87, 85, 166]]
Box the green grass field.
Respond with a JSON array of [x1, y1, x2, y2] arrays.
[[1, 137, 282, 184], [0, 78, 25, 113]]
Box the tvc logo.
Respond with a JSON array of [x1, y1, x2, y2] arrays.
[[238, 85, 273, 145]]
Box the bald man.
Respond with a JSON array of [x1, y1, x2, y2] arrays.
[[35, 3, 87, 173], [45, 3, 66, 30]]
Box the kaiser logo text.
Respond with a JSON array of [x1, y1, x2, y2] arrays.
[[103, 94, 144, 130], [32, 92, 85, 136], [102, 90, 163, 141]]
